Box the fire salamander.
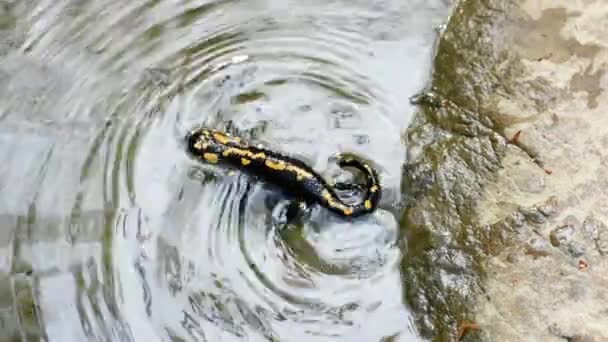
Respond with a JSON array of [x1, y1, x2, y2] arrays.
[[185, 127, 381, 218]]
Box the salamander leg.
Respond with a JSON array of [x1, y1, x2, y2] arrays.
[[271, 199, 308, 225]]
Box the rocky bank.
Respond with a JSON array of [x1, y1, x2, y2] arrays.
[[401, 0, 608, 340]]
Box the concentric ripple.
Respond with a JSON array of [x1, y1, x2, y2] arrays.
[[0, 0, 453, 341]]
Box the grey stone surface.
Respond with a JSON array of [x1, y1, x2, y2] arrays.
[[474, 0, 608, 340], [401, 0, 608, 340]]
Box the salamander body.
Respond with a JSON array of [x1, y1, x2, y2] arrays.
[[185, 127, 381, 218]]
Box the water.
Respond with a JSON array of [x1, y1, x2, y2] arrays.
[[0, 0, 453, 341]]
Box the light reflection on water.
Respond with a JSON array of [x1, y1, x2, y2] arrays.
[[0, 0, 453, 341]]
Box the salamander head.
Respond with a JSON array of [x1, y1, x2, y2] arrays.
[[189, 127, 247, 148], [185, 127, 227, 163], [186, 128, 213, 152], [186, 127, 250, 164]]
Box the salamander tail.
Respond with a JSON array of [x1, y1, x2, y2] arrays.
[[336, 154, 381, 217]]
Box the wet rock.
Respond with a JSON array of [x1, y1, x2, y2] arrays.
[[401, 0, 608, 340], [596, 230, 608, 257], [582, 217, 603, 239], [519, 206, 548, 225], [549, 322, 598, 342], [537, 196, 559, 218], [583, 217, 608, 256], [524, 237, 551, 259], [549, 224, 585, 258]]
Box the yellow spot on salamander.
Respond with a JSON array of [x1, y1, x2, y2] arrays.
[[364, 200, 372, 209], [203, 153, 219, 163], [321, 189, 348, 211], [223, 148, 266, 160], [212, 132, 242, 146], [265, 159, 286, 170], [223, 148, 242, 157], [241, 158, 251, 166], [193, 137, 209, 150], [212, 132, 231, 145], [370, 185, 379, 193], [286, 165, 313, 180]]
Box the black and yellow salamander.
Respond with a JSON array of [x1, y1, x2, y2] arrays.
[[185, 127, 381, 218]]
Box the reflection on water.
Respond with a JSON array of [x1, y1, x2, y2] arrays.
[[0, 0, 453, 341]]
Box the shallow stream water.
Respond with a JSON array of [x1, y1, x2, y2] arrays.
[[0, 1, 453, 341]]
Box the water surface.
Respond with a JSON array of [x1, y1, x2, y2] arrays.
[[0, 1, 453, 341]]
